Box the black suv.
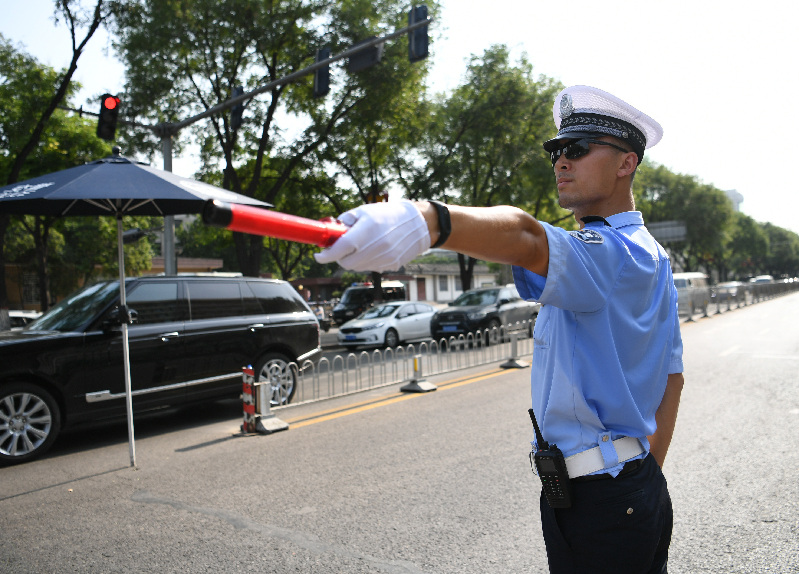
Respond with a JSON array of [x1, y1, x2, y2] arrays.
[[430, 285, 540, 342], [0, 276, 320, 465]]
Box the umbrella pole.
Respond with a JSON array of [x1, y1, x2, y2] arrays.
[[117, 216, 137, 468]]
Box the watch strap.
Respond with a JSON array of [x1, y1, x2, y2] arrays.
[[428, 200, 451, 248]]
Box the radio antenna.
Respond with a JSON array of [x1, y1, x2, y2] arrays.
[[528, 408, 549, 451]]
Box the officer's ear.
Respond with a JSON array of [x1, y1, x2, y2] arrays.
[[616, 151, 638, 179]]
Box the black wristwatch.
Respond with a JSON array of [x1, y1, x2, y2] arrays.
[[428, 200, 451, 248]]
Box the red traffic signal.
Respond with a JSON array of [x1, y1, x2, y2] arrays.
[[97, 94, 121, 141]]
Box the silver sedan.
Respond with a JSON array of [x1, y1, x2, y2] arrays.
[[337, 302, 437, 349]]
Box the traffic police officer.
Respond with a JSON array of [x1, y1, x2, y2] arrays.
[[316, 85, 685, 574]]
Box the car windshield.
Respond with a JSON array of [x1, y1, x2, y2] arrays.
[[360, 304, 400, 319], [451, 289, 499, 306], [340, 288, 371, 305], [28, 281, 121, 332]]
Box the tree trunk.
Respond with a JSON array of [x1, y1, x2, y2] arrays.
[[371, 272, 383, 303], [457, 253, 475, 292]]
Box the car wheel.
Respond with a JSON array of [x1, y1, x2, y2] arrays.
[[255, 353, 296, 407], [384, 328, 399, 348], [0, 382, 61, 465]]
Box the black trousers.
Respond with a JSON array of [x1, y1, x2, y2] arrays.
[[539, 454, 672, 574]]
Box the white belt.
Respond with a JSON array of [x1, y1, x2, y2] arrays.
[[565, 437, 644, 479]]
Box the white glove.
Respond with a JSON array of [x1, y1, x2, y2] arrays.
[[314, 199, 431, 272]]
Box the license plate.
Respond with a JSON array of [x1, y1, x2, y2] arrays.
[[345, 335, 357, 341], [442, 325, 458, 332]]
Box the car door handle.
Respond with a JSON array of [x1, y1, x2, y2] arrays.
[[248, 323, 266, 331], [158, 332, 180, 342]]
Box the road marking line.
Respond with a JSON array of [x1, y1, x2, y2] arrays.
[[284, 369, 509, 429], [719, 345, 740, 357]]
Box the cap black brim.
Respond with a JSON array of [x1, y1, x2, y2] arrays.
[[543, 131, 608, 152]]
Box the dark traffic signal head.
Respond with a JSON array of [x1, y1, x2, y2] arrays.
[[96, 94, 121, 141], [408, 5, 429, 63], [313, 47, 331, 98], [230, 86, 244, 130], [348, 37, 384, 73]]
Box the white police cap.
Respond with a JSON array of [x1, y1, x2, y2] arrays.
[[544, 85, 663, 164]]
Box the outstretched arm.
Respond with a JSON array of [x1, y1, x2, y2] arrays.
[[416, 202, 549, 276], [315, 199, 549, 275]]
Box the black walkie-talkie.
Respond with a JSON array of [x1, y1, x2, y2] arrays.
[[528, 408, 572, 509]]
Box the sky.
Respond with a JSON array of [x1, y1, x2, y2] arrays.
[[3, 0, 798, 234]]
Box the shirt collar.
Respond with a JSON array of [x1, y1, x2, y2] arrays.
[[605, 211, 644, 229]]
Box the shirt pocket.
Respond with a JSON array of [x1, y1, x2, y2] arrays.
[[533, 306, 551, 349]]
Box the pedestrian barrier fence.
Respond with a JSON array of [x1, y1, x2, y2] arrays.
[[243, 280, 799, 433], [290, 321, 535, 406]]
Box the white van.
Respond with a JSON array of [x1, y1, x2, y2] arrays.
[[673, 272, 711, 316]]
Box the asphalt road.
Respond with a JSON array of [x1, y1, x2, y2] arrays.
[[2, 293, 798, 573]]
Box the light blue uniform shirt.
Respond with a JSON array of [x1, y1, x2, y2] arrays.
[[513, 212, 683, 475]]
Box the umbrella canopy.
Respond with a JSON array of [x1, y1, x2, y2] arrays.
[[0, 152, 271, 468], [0, 153, 269, 216]]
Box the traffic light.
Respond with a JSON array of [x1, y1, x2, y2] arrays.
[[230, 86, 244, 130], [313, 47, 330, 98], [408, 5, 429, 63], [96, 94, 121, 141], [348, 37, 384, 73]]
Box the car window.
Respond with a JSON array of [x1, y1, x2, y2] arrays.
[[186, 281, 244, 320], [399, 305, 416, 317], [673, 279, 687, 289], [382, 285, 406, 301], [239, 282, 264, 315], [418, 304, 434, 313], [452, 289, 499, 306], [362, 304, 400, 319], [340, 288, 372, 305], [127, 282, 183, 324], [499, 288, 518, 302], [248, 281, 308, 314], [29, 281, 120, 332]]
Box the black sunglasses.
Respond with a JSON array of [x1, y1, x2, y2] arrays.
[[550, 138, 631, 166]]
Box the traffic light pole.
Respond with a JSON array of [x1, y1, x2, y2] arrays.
[[161, 136, 176, 275]]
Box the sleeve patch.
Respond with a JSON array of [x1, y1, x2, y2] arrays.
[[568, 229, 604, 244]]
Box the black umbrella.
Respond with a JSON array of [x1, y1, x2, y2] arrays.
[[0, 151, 271, 467]]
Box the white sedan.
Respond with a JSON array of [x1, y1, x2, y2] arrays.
[[337, 301, 437, 349]]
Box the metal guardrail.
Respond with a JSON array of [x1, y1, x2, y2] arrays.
[[265, 280, 799, 413], [279, 322, 535, 409], [686, 280, 799, 320]]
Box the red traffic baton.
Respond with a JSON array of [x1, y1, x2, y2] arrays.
[[202, 199, 348, 248]]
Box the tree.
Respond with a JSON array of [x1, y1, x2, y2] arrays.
[[636, 164, 733, 275], [2, 14, 112, 309], [314, 0, 440, 292], [110, 0, 437, 278], [416, 45, 562, 289], [2, 1, 109, 185], [726, 212, 769, 279], [762, 223, 799, 278]]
